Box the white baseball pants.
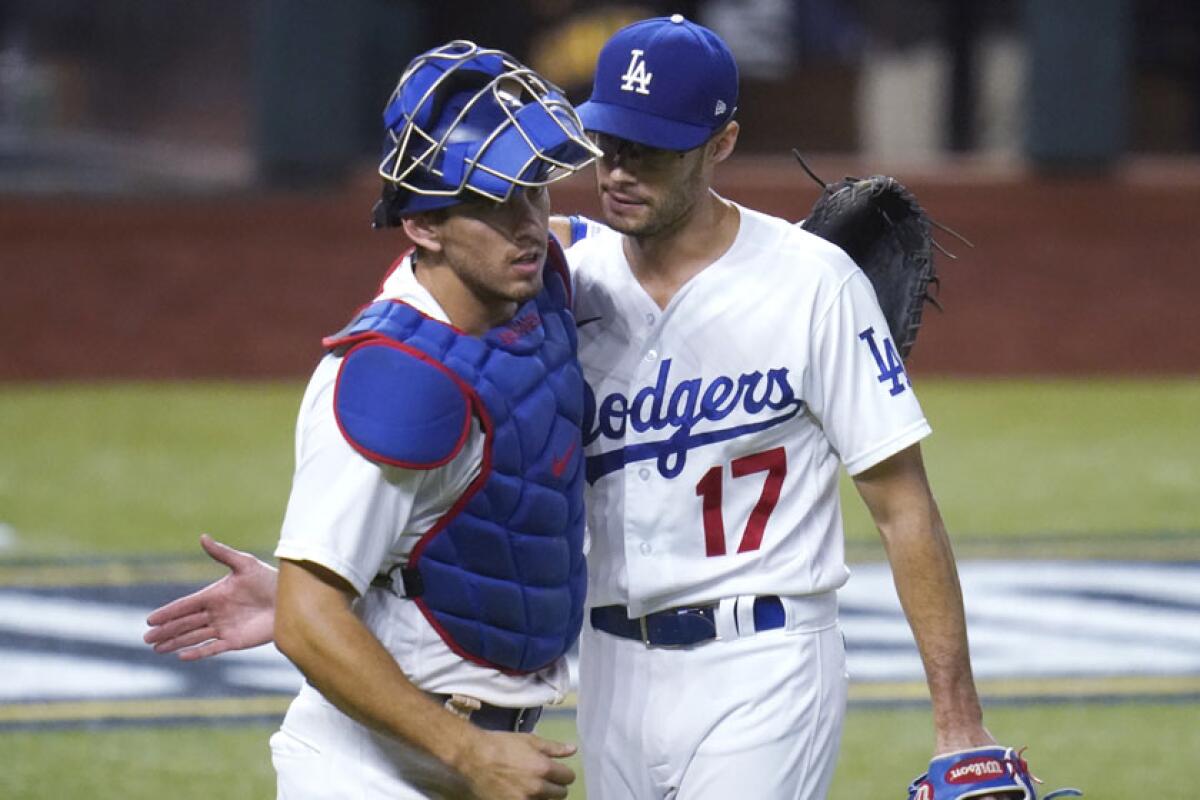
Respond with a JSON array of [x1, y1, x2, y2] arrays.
[[578, 594, 847, 799]]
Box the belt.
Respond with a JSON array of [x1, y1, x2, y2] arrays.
[[429, 694, 542, 733], [590, 595, 785, 647]]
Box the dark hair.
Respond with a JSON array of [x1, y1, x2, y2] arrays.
[[372, 184, 453, 229], [372, 183, 407, 229]]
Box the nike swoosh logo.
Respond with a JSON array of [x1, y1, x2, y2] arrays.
[[551, 440, 578, 478], [576, 316, 603, 328]]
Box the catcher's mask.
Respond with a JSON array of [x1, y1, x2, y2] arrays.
[[373, 41, 601, 226]]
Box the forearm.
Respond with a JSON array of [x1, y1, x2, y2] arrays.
[[854, 445, 993, 753], [275, 561, 477, 769], [879, 503, 986, 751]]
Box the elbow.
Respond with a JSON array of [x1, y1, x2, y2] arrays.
[[875, 502, 942, 550], [273, 600, 309, 663], [274, 610, 297, 661], [273, 560, 356, 667]]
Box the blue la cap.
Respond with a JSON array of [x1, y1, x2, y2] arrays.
[[578, 15, 738, 151]]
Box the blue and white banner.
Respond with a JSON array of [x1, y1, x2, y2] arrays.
[[1, 560, 1198, 720]]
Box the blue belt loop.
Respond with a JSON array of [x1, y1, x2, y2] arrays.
[[753, 595, 785, 632]]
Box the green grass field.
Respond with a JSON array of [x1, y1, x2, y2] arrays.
[[1, 378, 1198, 798], [2, 378, 1198, 558], [3, 703, 1197, 799]]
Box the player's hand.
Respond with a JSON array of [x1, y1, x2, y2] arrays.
[[931, 730, 1022, 800], [143, 534, 278, 660], [456, 730, 576, 800]]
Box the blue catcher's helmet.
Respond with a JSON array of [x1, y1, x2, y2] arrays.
[[373, 41, 601, 226]]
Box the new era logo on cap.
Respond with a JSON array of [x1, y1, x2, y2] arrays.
[[578, 14, 738, 151]]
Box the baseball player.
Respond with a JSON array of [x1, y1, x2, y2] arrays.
[[240, 41, 598, 800], [563, 16, 1001, 799], [147, 17, 1006, 800]]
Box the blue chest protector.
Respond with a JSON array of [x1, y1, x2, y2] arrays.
[[323, 245, 586, 674]]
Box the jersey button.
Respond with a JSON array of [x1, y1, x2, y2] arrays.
[[638, 467, 650, 480], [645, 312, 655, 325], [639, 541, 652, 555], [644, 349, 659, 362]]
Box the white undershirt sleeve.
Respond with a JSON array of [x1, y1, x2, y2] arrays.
[[275, 357, 429, 595]]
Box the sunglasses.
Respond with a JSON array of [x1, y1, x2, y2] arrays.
[[587, 132, 695, 169]]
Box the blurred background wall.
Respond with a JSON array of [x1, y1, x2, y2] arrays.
[[2, 0, 1198, 380]]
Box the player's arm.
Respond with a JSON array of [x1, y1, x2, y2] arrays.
[[549, 214, 607, 250], [549, 215, 574, 246], [143, 534, 277, 658], [852, 443, 997, 756], [275, 558, 576, 800]]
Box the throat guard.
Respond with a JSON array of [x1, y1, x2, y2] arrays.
[[324, 245, 586, 673]]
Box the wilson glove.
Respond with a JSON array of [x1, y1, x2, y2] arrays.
[[906, 745, 1082, 800]]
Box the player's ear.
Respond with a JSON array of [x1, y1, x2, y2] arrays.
[[401, 211, 446, 254], [708, 120, 739, 165]]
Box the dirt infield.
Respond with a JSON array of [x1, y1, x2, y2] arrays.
[[3, 157, 1198, 380]]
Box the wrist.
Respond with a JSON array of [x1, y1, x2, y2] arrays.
[[933, 721, 995, 755], [435, 714, 483, 773]]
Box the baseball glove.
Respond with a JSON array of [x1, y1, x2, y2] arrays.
[[905, 746, 1083, 800], [796, 152, 962, 360]]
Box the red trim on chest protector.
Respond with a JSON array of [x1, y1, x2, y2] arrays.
[[322, 298, 469, 351], [546, 237, 573, 310], [405, 373, 509, 672]]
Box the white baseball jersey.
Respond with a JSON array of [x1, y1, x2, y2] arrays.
[[567, 204, 932, 617], [270, 255, 569, 797]]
